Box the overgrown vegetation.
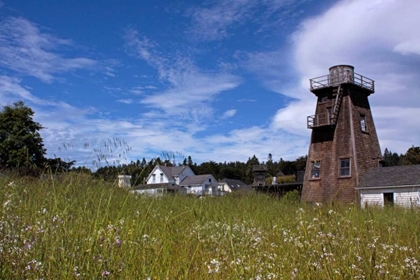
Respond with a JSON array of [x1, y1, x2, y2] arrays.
[[1, 174, 420, 279]]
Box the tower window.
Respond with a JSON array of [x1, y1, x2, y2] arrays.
[[327, 107, 332, 124], [340, 159, 351, 177], [319, 96, 328, 103], [360, 114, 367, 132], [310, 161, 321, 178]]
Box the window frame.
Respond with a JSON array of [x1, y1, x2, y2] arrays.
[[360, 114, 367, 132], [319, 96, 328, 103], [339, 158, 351, 177], [310, 160, 321, 179]]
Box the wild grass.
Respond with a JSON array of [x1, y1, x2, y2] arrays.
[[1, 174, 420, 279]]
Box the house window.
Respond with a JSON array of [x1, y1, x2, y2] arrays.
[[152, 174, 156, 183], [160, 173, 163, 183], [310, 161, 321, 179], [340, 159, 351, 177], [383, 193, 394, 206], [360, 114, 367, 132], [209, 178, 211, 182]]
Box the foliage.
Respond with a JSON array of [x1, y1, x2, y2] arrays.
[[382, 148, 402, 167], [0, 101, 46, 170], [403, 146, 420, 165], [45, 157, 76, 173], [383, 147, 420, 167], [2, 175, 420, 279], [281, 189, 300, 203], [276, 174, 296, 184]]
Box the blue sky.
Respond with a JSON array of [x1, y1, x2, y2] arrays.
[[1, 0, 419, 168]]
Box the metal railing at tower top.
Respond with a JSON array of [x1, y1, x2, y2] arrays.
[[310, 72, 374, 92]]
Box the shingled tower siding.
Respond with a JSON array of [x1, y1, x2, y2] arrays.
[[301, 65, 382, 203]]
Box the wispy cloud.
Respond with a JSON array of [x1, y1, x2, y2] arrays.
[[186, 0, 306, 41], [0, 76, 51, 105], [124, 27, 242, 121], [117, 99, 133, 104], [0, 17, 97, 83]]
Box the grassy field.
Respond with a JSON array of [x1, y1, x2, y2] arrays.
[[1, 174, 420, 279]]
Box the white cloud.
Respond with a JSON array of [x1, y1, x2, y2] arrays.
[[203, 126, 308, 162], [0, 76, 52, 105], [273, 0, 420, 153], [124, 28, 242, 122], [221, 109, 237, 119], [117, 99, 133, 104], [393, 40, 420, 56], [0, 17, 97, 83]]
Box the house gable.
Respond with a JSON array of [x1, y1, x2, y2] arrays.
[[146, 165, 195, 185]]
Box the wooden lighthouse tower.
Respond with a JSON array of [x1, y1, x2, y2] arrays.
[[301, 65, 382, 203]]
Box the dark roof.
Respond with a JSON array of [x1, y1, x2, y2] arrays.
[[219, 178, 251, 191], [358, 165, 420, 189], [179, 175, 213, 186], [158, 165, 190, 178], [276, 171, 285, 177]]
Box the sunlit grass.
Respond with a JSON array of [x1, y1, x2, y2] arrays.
[[1, 174, 420, 279]]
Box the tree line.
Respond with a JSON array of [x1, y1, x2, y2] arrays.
[[1, 101, 419, 184]]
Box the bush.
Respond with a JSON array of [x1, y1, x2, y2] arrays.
[[281, 189, 300, 203]]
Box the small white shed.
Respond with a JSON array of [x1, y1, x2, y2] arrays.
[[357, 165, 420, 208]]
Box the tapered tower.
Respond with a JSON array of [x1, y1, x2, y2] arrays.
[[302, 65, 382, 203]]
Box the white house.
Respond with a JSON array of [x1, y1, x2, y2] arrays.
[[357, 165, 420, 208], [179, 174, 219, 196], [136, 165, 219, 196], [218, 178, 251, 195], [146, 165, 195, 185]]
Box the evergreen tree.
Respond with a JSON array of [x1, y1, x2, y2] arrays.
[[0, 101, 46, 169], [382, 148, 401, 166], [404, 146, 420, 165]]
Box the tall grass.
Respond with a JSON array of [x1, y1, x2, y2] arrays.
[[1, 174, 420, 279]]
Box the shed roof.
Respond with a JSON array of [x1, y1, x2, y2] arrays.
[[219, 178, 251, 191], [358, 165, 420, 189], [180, 175, 213, 186]]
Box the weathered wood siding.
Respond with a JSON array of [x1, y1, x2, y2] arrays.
[[302, 84, 381, 204], [360, 187, 420, 208]]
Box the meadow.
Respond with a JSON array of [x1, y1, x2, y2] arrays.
[[1, 174, 420, 279]]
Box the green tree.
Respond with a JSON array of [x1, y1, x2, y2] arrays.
[[403, 146, 420, 165], [0, 101, 46, 169], [383, 148, 401, 167]]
